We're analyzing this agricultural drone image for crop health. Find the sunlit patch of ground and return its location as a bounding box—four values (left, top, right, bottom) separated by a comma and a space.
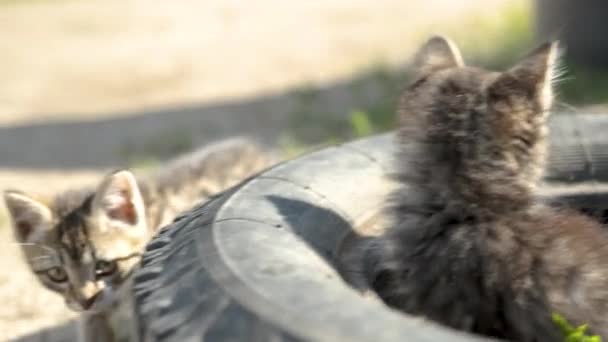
0, 0, 516, 125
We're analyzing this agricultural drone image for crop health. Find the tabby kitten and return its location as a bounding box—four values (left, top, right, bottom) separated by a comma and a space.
4, 138, 273, 342
370, 37, 608, 341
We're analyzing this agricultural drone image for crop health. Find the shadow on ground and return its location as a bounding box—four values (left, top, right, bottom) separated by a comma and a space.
0, 66, 402, 170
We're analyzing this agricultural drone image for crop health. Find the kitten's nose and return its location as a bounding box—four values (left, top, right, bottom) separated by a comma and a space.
78, 282, 101, 309
80, 291, 101, 309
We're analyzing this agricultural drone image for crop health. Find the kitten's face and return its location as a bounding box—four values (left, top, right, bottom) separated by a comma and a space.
3, 171, 148, 313
400, 37, 559, 193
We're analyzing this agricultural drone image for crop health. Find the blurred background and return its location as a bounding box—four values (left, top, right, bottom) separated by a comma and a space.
1, 0, 607, 340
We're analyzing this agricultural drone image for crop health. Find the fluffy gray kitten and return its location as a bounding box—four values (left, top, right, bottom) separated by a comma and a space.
370, 36, 608, 341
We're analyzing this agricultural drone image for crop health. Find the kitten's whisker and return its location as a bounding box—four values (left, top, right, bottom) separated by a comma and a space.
550, 66, 570, 85
29, 255, 54, 261
9, 242, 37, 247
11, 242, 60, 256
554, 101, 579, 113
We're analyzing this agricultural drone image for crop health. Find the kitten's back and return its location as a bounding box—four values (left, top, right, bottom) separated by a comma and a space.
370, 36, 608, 341
144, 138, 275, 227
155, 138, 273, 192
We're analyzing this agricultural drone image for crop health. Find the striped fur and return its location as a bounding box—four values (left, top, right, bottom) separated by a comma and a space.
4, 138, 274, 341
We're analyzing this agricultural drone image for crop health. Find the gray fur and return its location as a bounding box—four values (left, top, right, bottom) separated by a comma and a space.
370, 37, 608, 341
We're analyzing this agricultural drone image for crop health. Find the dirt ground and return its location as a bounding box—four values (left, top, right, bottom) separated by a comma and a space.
0, 0, 517, 340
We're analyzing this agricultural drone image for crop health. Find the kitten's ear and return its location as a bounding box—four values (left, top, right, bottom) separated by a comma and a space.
413, 35, 464, 75
92, 170, 145, 229
3, 191, 53, 242
491, 41, 560, 111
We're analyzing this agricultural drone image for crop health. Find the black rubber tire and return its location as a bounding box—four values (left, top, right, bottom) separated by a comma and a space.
132, 113, 608, 342
546, 113, 608, 182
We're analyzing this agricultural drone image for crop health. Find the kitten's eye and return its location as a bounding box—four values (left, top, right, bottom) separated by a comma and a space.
46, 267, 67, 283
95, 260, 117, 277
